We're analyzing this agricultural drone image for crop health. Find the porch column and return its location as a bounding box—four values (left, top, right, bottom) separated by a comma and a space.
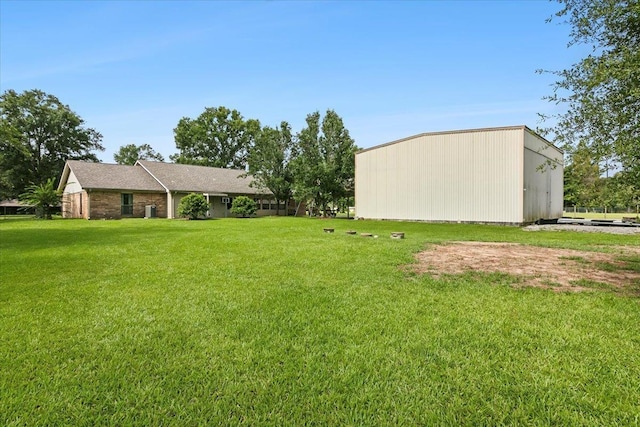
167, 192, 174, 219
204, 193, 211, 217
86, 189, 91, 220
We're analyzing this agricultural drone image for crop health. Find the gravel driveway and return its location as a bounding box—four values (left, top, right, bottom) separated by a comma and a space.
524, 224, 640, 235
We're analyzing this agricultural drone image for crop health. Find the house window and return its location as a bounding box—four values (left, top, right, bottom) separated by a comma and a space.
121, 193, 133, 216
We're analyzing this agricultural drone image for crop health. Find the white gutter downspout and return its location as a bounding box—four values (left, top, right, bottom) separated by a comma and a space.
135, 161, 172, 218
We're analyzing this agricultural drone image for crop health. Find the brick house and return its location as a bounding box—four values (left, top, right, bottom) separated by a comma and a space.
58, 160, 298, 219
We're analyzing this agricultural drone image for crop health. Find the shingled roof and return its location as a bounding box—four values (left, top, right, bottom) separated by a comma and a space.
137, 160, 269, 195
60, 161, 166, 192
59, 160, 271, 196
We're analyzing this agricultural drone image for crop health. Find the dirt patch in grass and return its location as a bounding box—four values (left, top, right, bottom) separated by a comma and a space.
412, 242, 640, 294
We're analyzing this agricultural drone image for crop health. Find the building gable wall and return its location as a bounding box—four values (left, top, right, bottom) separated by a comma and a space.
63, 170, 83, 194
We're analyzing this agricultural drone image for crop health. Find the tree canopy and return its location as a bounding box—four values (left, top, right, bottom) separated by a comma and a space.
0, 89, 104, 198
563, 142, 602, 207
114, 143, 164, 165
291, 110, 357, 216
247, 121, 295, 214
540, 0, 639, 200
171, 106, 260, 169
564, 141, 639, 210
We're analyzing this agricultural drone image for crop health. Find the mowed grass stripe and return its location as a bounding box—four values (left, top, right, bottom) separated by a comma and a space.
1, 217, 639, 425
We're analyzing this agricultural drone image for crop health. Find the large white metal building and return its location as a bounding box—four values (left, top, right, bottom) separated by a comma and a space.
355, 126, 563, 224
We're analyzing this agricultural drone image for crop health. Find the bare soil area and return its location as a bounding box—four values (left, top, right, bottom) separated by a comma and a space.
412, 242, 640, 293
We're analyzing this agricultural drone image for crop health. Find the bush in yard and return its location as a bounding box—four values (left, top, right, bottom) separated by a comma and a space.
230, 196, 257, 218
178, 193, 209, 219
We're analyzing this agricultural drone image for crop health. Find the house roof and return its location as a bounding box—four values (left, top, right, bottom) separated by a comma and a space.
58, 160, 272, 196
137, 160, 270, 195
60, 160, 166, 192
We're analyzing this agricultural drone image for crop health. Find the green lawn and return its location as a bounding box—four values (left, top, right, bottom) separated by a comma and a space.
1, 217, 639, 425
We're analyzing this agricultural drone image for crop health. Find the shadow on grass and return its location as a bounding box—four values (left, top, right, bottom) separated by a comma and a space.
0, 219, 203, 251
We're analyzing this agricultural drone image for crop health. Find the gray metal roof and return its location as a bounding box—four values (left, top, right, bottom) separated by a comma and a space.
64, 160, 166, 192
0, 199, 27, 207
137, 160, 270, 195
356, 125, 562, 155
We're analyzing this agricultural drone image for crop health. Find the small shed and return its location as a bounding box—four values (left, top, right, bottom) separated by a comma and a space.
0, 199, 34, 215
355, 126, 563, 224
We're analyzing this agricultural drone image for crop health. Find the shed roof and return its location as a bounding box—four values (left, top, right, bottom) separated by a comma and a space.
61, 161, 166, 192
0, 199, 28, 208
137, 160, 270, 195
356, 125, 562, 155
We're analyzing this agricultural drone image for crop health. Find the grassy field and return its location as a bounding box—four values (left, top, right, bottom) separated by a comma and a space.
1, 217, 639, 425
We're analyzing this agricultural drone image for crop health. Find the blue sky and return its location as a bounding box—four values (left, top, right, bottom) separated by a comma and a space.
1, 0, 583, 162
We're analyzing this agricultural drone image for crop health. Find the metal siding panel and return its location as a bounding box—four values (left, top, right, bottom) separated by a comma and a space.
355, 128, 525, 222
524, 131, 563, 164
523, 132, 564, 221
398, 142, 408, 219
550, 164, 564, 217
523, 149, 548, 220
355, 152, 370, 217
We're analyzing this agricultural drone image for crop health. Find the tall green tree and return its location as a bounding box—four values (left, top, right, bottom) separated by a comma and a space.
539, 0, 640, 201
602, 172, 640, 211
291, 110, 357, 216
114, 143, 164, 165
170, 106, 260, 169
563, 143, 602, 208
247, 121, 295, 215
0, 89, 104, 198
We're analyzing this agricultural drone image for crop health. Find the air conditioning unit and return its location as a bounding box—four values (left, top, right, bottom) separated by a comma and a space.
144, 205, 157, 218
221, 197, 230, 204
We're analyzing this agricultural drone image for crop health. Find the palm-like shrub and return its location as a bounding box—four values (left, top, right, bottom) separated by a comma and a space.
19, 177, 61, 219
